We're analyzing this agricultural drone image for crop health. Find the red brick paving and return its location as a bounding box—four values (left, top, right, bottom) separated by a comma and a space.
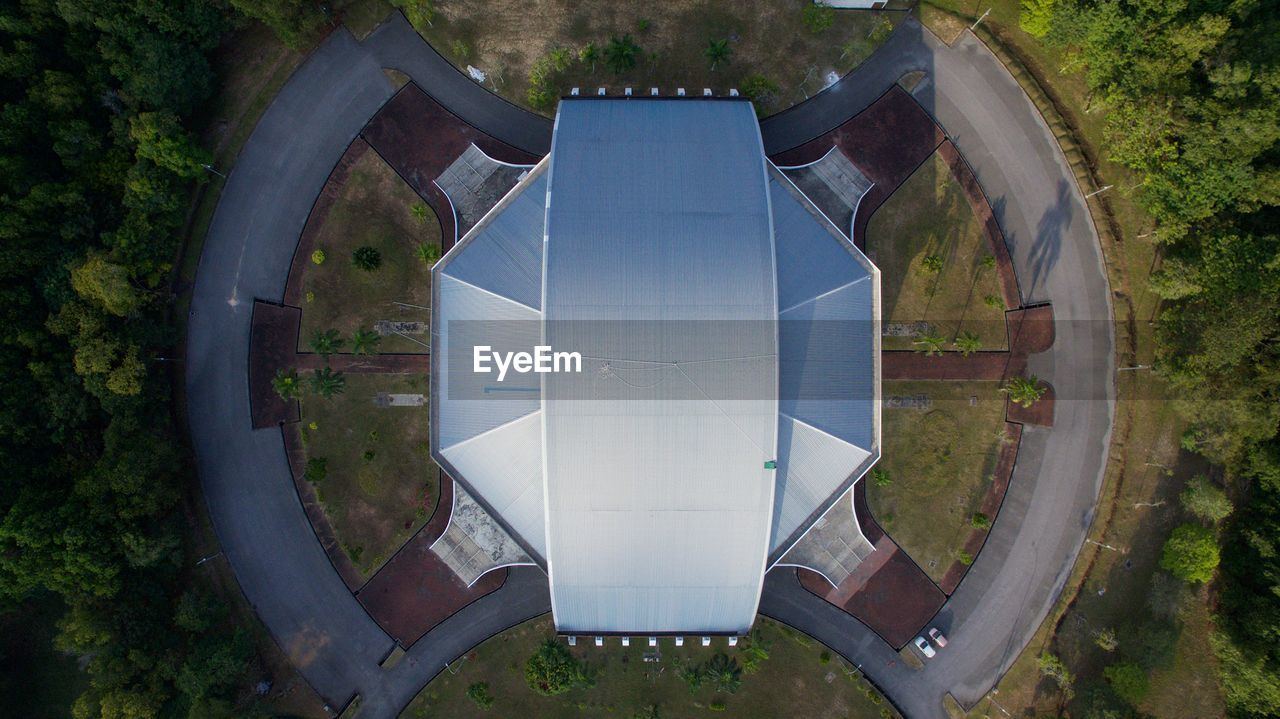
360, 84, 541, 250
356, 472, 507, 648
797, 482, 946, 650
769, 86, 946, 251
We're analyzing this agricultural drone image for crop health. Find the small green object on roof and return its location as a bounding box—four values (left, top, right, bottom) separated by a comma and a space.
764, 460, 777, 470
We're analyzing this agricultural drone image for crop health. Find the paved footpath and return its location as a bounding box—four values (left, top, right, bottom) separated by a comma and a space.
187, 14, 1111, 719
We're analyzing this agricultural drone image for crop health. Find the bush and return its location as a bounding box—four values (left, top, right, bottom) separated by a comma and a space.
739, 74, 780, 115
1103, 662, 1149, 705
1180, 475, 1233, 522
956, 550, 974, 565
524, 639, 587, 696
352, 246, 382, 271
1019, 0, 1057, 38
971, 512, 991, 529
465, 681, 494, 709
802, 2, 835, 33
819, 650, 831, 664
311, 248, 325, 265
709, 699, 727, 711
1160, 523, 1220, 583
871, 467, 892, 487
303, 457, 327, 483
920, 254, 944, 274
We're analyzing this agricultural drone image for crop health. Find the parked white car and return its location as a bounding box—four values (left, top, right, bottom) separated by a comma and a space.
928, 627, 949, 649
913, 635, 936, 658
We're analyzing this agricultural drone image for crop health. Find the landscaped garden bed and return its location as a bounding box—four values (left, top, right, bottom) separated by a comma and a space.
869, 380, 1008, 584
401, 616, 898, 718
296, 149, 440, 355
295, 373, 437, 578
867, 151, 1009, 352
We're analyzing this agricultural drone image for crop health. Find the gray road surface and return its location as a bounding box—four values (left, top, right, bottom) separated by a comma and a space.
187, 14, 1112, 719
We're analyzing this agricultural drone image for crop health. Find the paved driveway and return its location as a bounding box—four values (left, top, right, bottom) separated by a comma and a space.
760, 19, 1114, 717
187, 14, 1111, 719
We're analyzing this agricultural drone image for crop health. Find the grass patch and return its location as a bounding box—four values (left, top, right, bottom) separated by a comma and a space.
297, 373, 436, 577
867, 151, 1007, 351
870, 380, 1007, 583
340, 0, 395, 39
298, 150, 440, 355
400, 616, 897, 719
409, 0, 904, 116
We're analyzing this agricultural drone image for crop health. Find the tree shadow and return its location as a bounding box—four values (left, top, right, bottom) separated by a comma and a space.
1028, 180, 1072, 298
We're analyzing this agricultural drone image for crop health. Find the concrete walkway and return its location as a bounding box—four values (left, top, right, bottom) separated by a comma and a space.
187, 13, 1111, 719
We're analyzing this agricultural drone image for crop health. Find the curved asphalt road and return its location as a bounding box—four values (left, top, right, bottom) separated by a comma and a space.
187, 14, 1111, 719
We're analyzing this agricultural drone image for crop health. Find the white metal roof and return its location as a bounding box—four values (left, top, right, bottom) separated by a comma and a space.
431, 99, 879, 634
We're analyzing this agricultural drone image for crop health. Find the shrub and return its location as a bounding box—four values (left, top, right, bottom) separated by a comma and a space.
416, 243, 441, 264
1180, 475, 1233, 522
1160, 523, 1220, 583
802, 2, 835, 33
303, 457, 327, 484
1020, 0, 1057, 38
1104, 661, 1149, 705
1038, 652, 1074, 692
1095, 627, 1118, 652
524, 639, 587, 696
956, 550, 974, 566
465, 681, 494, 709
971, 512, 991, 529
871, 467, 892, 487
983, 294, 1004, 309
819, 650, 831, 664
739, 74, 780, 114
311, 248, 326, 265
709, 699, 727, 711
352, 246, 382, 271
920, 254, 944, 274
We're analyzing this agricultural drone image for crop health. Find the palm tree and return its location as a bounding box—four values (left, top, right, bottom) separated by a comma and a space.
309, 367, 346, 399
309, 329, 344, 359
605, 34, 640, 74
954, 331, 982, 356
416, 243, 441, 264
271, 368, 301, 400
351, 245, 382, 271
579, 43, 599, 73
913, 332, 947, 356
351, 328, 381, 355
704, 653, 743, 694
1002, 375, 1046, 408
705, 38, 732, 70
411, 203, 429, 223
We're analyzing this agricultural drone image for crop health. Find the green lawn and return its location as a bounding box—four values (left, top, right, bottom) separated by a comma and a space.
407, 0, 903, 117
869, 380, 1008, 583
298, 150, 440, 355
866, 151, 1008, 352
297, 373, 436, 577
401, 616, 898, 719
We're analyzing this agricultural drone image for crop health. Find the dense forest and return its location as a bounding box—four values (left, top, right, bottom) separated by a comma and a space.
0, 1, 282, 716
1040, 0, 1280, 714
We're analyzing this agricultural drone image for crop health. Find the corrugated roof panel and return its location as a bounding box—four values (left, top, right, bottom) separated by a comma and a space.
778, 276, 877, 451
440, 410, 546, 557
433, 273, 540, 450
439, 170, 547, 310
770, 414, 872, 552
542, 100, 778, 634
770, 178, 871, 311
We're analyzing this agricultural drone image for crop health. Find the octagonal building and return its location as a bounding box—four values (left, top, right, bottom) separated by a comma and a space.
431, 98, 880, 635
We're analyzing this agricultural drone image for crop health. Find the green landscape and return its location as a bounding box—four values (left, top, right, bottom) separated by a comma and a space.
0, 0, 1277, 718
401, 617, 898, 719
871, 381, 1009, 582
